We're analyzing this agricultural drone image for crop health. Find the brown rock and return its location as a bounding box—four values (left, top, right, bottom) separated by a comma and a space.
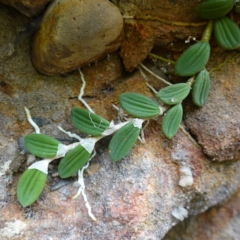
113, 0, 205, 71
32, 0, 124, 75
0, 0, 51, 17
184, 50, 240, 161
0, 3, 29, 62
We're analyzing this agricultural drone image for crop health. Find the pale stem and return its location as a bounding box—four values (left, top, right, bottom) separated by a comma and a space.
139, 120, 150, 143
28, 158, 54, 174
149, 53, 175, 65
139, 63, 172, 86
138, 66, 165, 113
24, 106, 40, 134
138, 66, 158, 94
112, 104, 128, 121
179, 125, 201, 148
187, 76, 195, 86
101, 121, 130, 136
57, 126, 83, 142
72, 149, 97, 222
78, 68, 95, 114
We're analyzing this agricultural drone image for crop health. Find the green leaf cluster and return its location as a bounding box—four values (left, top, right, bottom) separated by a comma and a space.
173, 0, 239, 109
17, 0, 240, 210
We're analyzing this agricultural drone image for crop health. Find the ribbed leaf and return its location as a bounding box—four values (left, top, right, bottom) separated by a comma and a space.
195, 0, 235, 20
17, 169, 47, 207
71, 108, 110, 136
120, 92, 160, 118
175, 41, 210, 77
162, 104, 183, 139
192, 69, 211, 106
214, 16, 240, 50
109, 122, 141, 161
58, 145, 91, 178
156, 83, 191, 105
24, 133, 60, 158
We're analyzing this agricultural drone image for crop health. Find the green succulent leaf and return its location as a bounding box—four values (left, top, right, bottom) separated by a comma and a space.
109, 122, 141, 162
58, 144, 91, 178
71, 108, 110, 136
24, 133, 60, 158
214, 16, 240, 50
162, 103, 183, 139
119, 92, 160, 118
175, 41, 210, 77
17, 169, 47, 207
156, 83, 191, 105
195, 0, 235, 20
192, 69, 211, 106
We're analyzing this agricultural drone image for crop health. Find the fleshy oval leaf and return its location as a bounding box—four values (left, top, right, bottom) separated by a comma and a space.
175, 41, 210, 77
156, 83, 191, 105
195, 0, 235, 20
109, 122, 141, 162
58, 145, 91, 178
120, 92, 160, 118
192, 69, 211, 106
71, 108, 110, 136
17, 169, 47, 207
214, 16, 240, 50
162, 103, 183, 139
24, 133, 60, 158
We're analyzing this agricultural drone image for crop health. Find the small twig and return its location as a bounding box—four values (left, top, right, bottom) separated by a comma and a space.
179, 125, 201, 149
139, 63, 172, 86
78, 68, 95, 114
138, 66, 158, 94
149, 53, 175, 65
138, 66, 166, 113
24, 106, 40, 134
135, 15, 207, 27
208, 53, 240, 74
112, 104, 128, 121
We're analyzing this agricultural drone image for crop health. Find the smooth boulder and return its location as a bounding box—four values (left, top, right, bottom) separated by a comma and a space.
32, 0, 123, 75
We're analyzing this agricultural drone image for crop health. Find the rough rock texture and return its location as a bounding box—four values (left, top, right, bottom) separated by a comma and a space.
0, 3, 29, 62
163, 185, 240, 240
0, 0, 51, 17
112, 0, 206, 71
1, 1, 240, 239
184, 50, 240, 162
32, 0, 124, 75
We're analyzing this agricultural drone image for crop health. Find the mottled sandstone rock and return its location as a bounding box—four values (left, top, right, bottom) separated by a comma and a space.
1, 1, 240, 239
32, 0, 124, 75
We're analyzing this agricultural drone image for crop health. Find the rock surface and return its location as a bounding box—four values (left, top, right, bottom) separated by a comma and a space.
1, 1, 240, 239
0, 0, 51, 17
184, 50, 240, 162
112, 0, 205, 71
32, 0, 124, 75
163, 185, 240, 240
